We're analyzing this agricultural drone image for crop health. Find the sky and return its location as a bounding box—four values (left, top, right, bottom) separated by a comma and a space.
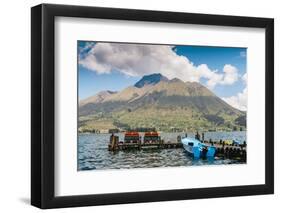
78, 41, 247, 111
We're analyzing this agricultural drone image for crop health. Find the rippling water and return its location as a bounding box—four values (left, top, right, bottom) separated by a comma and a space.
78, 131, 246, 171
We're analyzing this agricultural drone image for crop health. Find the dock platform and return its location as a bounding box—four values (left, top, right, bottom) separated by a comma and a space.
109, 141, 183, 151
108, 137, 246, 162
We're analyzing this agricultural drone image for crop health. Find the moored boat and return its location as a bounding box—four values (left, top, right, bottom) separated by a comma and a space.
181, 137, 216, 158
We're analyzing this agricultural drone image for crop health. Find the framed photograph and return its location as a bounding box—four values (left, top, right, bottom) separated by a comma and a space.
31, 4, 274, 209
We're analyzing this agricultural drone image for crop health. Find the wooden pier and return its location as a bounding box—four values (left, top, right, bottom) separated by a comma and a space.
108, 140, 183, 151
108, 135, 246, 162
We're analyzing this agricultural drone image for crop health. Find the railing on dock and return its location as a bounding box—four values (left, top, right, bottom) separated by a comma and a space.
108, 135, 246, 162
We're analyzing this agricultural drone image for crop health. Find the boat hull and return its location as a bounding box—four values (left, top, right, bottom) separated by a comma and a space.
181, 137, 216, 158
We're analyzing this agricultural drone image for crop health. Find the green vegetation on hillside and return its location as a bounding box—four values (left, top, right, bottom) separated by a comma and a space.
78, 74, 246, 133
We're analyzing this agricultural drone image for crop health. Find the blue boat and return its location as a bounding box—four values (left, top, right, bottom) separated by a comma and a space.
181, 137, 216, 158
232, 139, 241, 146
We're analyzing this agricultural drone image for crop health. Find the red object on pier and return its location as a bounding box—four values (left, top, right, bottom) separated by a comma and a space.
124, 131, 140, 137
144, 132, 159, 137
144, 132, 160, 143
124, 131, 140, 143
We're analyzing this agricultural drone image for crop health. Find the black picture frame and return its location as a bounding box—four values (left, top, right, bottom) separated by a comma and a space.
31, 3, 274, 209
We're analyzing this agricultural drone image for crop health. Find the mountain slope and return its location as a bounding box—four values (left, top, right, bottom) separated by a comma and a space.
79, 73, 245, 132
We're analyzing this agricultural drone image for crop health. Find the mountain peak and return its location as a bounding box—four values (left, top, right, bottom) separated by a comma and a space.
170, 78, 182, 83
134, 73, 168, 88
99, 90, 117, 95
80, 90, 117, 106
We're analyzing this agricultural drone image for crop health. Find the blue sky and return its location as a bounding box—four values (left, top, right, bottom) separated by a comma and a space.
174, 46, 246, 97
78, 41, 247, 110
79, 69, 139, 98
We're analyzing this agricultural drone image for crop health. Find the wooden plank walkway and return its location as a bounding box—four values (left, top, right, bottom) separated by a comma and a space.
109, 141, 183, 151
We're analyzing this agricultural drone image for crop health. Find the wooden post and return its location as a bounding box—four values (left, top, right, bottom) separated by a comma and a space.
109, 134, 117, 151
177, 135, 181, 143
138, 140, 141, 150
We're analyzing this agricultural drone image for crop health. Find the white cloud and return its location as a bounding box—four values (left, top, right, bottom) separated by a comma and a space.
79, 42, 95, 56
240, 51, 246, 58
222, 87, 247, 111
242, 72, 247, 82
221, 64, 239, 85
222, 71, 247, 111
79, 43, 240, 89
199, 64, 239, 89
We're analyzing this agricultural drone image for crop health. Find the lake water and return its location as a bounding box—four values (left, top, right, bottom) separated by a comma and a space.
78, 131, 246, 171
